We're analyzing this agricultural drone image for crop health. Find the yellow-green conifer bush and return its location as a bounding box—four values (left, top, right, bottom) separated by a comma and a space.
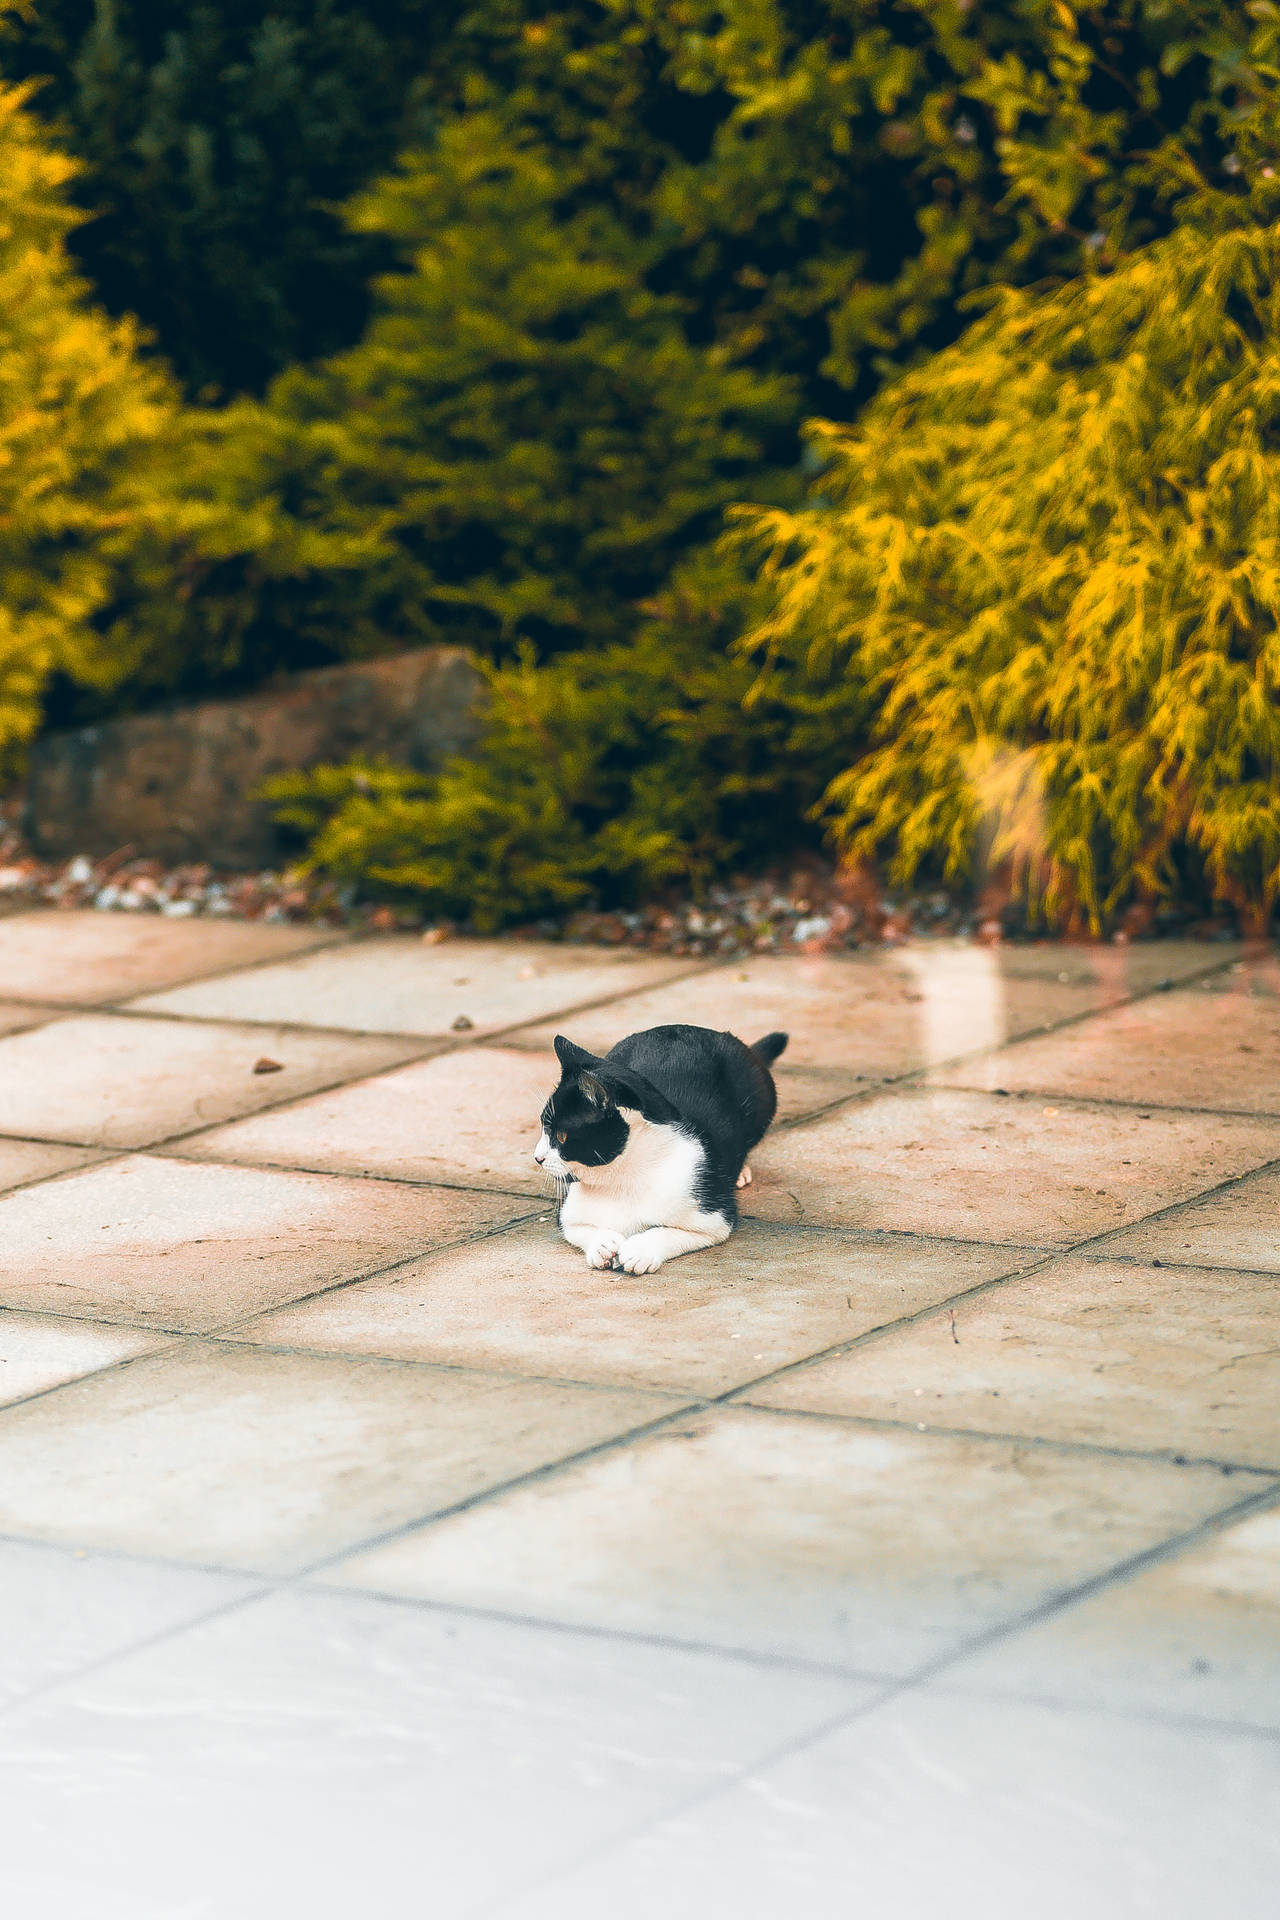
0, 81, 176, 759
740, 179, 1280, 933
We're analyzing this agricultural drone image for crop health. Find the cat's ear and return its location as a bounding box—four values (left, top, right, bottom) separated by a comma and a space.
554, 1034, 597, 1071
578, 1072, 613, 1110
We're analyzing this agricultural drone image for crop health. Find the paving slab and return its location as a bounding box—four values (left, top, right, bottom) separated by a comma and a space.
330, 1406, 1237, 1672
130, 936, 699, 1036
952, 1496, 1280, 1732
1099, 1162, 1280, 1273
746, 1087, 1280, 1245
0, 908, 340, 1004
182, 1045, 555, 1193
0, 1309, 165, 1408
0, 1343, 678, 1573
0, 1587, 872, 1920
0, 1538, 254, 1710
0, 1137, 100, 1196
232, 1219, 1030, 1396
0, 1154, 525, 1331
509, 1686, 1280, 1920
0, 1011, 425, 1149
510, 941, 1231, 1073
932, 958, 1280, 1112
748, 1256, 1280, 1469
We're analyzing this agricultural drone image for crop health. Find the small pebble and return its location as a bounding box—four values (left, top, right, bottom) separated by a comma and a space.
252, 1057, 284, 1074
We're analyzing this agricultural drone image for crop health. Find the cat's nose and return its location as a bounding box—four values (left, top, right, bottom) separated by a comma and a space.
534, 1143, 547, 1164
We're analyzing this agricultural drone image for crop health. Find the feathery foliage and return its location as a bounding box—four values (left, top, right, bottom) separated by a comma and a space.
0, 80, 176, 761
739, 175, 1280, 931
95, 114, 797, 712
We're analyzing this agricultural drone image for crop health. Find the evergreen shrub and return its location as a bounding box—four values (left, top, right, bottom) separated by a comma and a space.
263, 556, 847, 928
0, 81, 176, 762
740, 186, 1280, 932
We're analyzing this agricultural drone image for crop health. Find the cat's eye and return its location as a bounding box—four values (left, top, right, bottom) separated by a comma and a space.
555, 1129, 568, 1145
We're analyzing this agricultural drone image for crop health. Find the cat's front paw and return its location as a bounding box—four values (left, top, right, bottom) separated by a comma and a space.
617, 1229, 667, 1275
584, 1230, 624, 1270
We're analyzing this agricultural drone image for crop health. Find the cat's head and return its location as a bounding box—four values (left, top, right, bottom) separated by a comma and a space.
535, 1035, 632, 1179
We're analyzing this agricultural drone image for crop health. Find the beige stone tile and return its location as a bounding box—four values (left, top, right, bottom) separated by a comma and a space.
185, 1045, 560, 1194
0, 1012, 425, 1149
130, 936, 698, 1037
955, 1499, 1280, 1733
0, 1310, 164, 1408
0, 1343, 675, 1573
521, 1686, 1280, 1920
749, 1257, 1280, 1469
0, 1137, 100, 1196
0, 1540, 254, 1709
746, 1088, 1280, 1246
1098, 1163, 1280, 1274
769, 1065, 871, 1121
233, 1220, 1029, 1395
331, 1407, 1236, 1672
0, 1589, 871, 1919
0, 1154, 524, 1330
931, 958, 1280, 1112
0, 908, 340, 1004
509, 942, 1230, 1075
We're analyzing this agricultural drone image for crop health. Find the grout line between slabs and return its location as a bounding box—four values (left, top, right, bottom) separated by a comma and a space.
934, 1081, 1280, 1124
721, 1400, 1280, 1480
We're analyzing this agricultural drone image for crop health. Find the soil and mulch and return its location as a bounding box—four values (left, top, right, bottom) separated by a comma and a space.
0, 810, 1246, 954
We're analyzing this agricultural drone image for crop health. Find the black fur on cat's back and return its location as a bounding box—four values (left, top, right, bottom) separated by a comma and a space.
604, 1022, 787, 1217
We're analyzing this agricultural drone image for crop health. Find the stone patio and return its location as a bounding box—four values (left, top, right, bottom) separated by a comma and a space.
0, 909, 1276, 1917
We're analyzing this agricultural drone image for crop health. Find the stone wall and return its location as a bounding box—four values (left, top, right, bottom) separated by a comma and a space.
25, 648, 485, 867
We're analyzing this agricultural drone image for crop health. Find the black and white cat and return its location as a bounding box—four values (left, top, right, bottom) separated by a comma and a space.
535, 1024, 788, 1273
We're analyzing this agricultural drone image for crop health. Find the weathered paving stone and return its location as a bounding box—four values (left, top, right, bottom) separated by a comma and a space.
130, 938, 700, 1037
0, 1154, 526, 1330
232, 1219, 1030, 1395
0, 908, 339, 1004
1099, 1163, 1280, 1274
0, 1343, 679, 1572
746, 1088, 1280, 1246
746, 1255, 1280, 1469
0, 1013, 425, 1149
331, 1405, 1240, 1672
931, 958, 1280, 1113
952, 1499, 1280, 1733
184, 1046, 559, 1194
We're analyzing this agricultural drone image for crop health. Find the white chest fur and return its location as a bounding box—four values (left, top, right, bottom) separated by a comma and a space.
559, 1118, 710, 1239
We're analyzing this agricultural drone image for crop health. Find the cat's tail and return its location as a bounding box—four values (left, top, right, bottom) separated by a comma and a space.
751, 1031, 789, 1066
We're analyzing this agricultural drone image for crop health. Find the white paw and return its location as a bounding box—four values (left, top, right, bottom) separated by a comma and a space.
736, 1164, 753, 1189
584, 1231, 623, 1270
618, 1231, 667, 1275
